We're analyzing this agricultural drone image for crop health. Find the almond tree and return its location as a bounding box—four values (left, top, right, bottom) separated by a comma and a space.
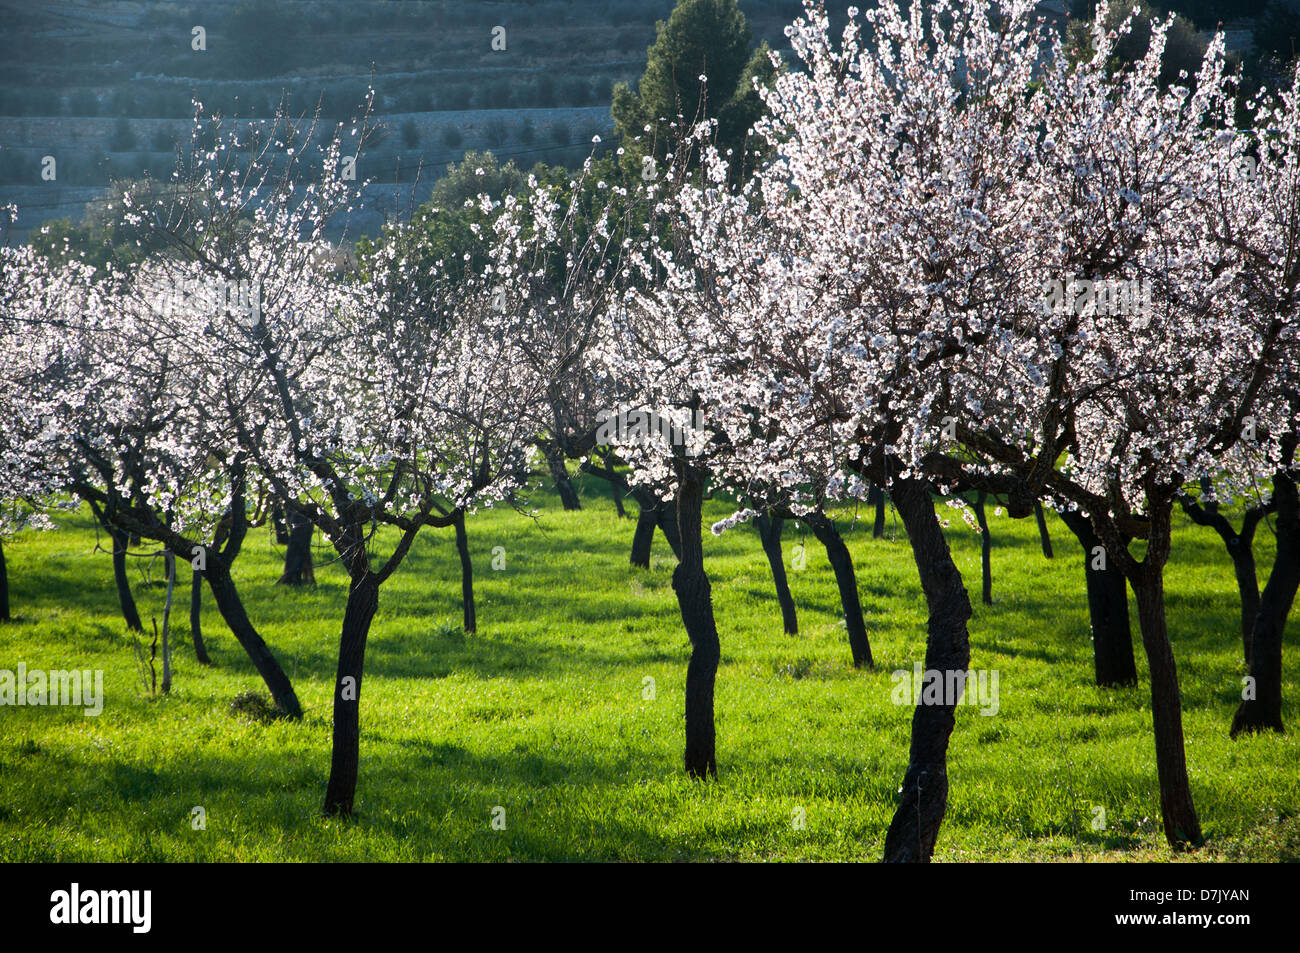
646, 0, 1294, 858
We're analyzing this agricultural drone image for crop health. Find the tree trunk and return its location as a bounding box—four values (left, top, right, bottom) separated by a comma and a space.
546, 446, 582, 511
658, 497, 683, 560
0, 538, 9, 622
672, 469, 720, 779
1059, 509, 1137, 687
454, 511, 476, 634
755, 513, 798, 635
1034, 502, 1054, 559
202, 556, 302, 719
806, 512, 873, 668
190, 565, 211, 665
883, 479, 973, 863
870, 485, 887, 539
1122, 499, 1201, 846
160, 550, 175, 694
610, 475, 626, 519
974, 492, 993, 606
1232, 472, 1299, 737
276, 504, 315, 586
1229, 540, 1261, 667
1129, 552, 1202, 848
109, 527, 143, 633
323, 571, 381, 816
630, 505, 657, 568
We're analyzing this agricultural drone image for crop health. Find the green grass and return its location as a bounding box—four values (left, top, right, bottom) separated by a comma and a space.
1, 477, 1297, 862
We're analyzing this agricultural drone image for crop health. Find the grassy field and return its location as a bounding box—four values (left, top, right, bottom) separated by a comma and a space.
1, 477, 1297, 862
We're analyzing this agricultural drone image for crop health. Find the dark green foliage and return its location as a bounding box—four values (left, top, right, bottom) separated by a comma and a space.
611, 0, 775, 183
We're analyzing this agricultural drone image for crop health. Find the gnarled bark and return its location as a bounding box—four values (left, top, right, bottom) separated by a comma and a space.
883, 479, 973, 863
1129, 542, 1202, 848
672, 469, 720, 779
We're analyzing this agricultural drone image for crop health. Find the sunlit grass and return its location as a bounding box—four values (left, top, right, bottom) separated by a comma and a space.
0, 477, 1296, 861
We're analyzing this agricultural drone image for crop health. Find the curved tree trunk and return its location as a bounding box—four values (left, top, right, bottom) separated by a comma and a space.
202, 556, 302, 719
190, 565, 212, 665
755, 513, 798, 635
0, 538, 9, 622
109, 527, 143, 633
973, 492, 993, 606
1129, 546, 1202, 848
276, 504, 316, 586
672, 469, 720, 779
1034, 502, 1054, 559
883, 478, 973, 863
1060, 509, 1137, 687
454, 510, 476, 634
806, 512, 873, 668
323, 570, 381, 816
1232, 471, 1299, 737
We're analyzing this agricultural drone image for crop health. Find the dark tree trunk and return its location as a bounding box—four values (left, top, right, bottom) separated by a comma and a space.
0, 538, 9, 622
883, 479, 973, 863
190, 565, 212, 665
323, 571, 381, 816
1232, 472, 1299, 737
1034, 502, 1054, 559
630, 506, 657, 568
454, 511, 476, 634
1181, 491, 1266, 665
109, 527, 143, 633
973, 492, 993, 606
1231, 544, 1261, 667
203, 557, 302, 719
276, 504, 316, 586
672, 470, 720, 779
610, 473, 626, 519
1129, 545, 1203, 848
546, 446, 582, 511
271, 505, 289, 545
870, 485, 887, 539
1059, 509, 1137, 687
806, 512, 873, 669
658, 497, 683, 560
755, 513, 798, 635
